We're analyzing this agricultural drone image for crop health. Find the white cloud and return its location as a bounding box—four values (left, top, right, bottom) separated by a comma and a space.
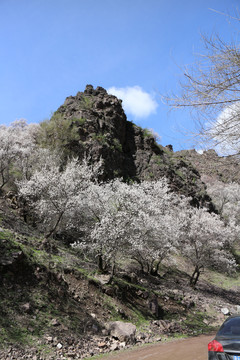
211, 103, 240, 155
107, 86, 158, 119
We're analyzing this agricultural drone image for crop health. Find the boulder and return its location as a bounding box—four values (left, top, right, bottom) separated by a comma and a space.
106, 321, 136, 344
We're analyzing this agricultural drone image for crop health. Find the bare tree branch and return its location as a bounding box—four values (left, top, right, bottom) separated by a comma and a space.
166, 22, 240, 156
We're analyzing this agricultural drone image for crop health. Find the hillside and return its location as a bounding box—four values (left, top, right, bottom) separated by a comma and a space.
0, 85, 239, 359
176, 149, 240, 185
0, 211, 240, 360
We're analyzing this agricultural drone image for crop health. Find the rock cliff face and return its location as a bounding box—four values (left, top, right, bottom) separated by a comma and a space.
52, 85, 212, 207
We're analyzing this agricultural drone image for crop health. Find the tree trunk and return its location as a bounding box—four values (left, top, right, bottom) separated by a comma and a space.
97, 254, 104, 272
150, 260, 161, 276
190, 266, 201, 286
45, 211, 64, 239
109, 262, 115, 282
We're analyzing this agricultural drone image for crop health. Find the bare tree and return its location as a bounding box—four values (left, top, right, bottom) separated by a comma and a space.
167, 28, 240, 155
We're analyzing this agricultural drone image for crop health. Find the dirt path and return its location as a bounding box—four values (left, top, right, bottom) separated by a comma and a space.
105, 335, 214, 360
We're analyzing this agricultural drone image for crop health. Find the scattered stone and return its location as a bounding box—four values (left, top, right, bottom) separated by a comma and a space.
98, 342, 107, 348
56, 343, 63, 349
117, 308, 127, 318
95, 274, 111, 285
110, 343, 119, 351
21, 302, 31, 313
221, 307, 230, 315
53, 337, 58, 345
137, 332, 146, 341
51, 318, 60, 326
150, 319, 182, 334
46, 336, 53, 343
119, 341, 126, 348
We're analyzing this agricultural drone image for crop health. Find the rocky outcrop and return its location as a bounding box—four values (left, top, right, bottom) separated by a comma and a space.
176, 149, 240, 185
51, 85, 212, 207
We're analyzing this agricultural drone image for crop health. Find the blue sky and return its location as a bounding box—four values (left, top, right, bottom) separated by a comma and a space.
0, 0, 239, 151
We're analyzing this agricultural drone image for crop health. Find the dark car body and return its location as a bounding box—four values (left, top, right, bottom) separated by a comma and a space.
208, 315, 240, 360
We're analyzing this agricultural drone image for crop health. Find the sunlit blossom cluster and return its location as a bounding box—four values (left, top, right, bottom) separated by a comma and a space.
1, 122, 239, 285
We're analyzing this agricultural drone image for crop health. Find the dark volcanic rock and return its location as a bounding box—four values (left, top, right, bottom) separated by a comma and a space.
51, 85, 211, 207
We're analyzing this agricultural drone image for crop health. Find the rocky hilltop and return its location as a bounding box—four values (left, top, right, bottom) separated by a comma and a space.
52, 85, 211, 207
176, 149, 240, 185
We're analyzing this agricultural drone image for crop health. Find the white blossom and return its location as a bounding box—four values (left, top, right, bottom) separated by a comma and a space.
0, 120, 40, 188
74, 178, 185, 274
178, 206, 237, 285
18, 158, 101, 238
207, 180, 240, 226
